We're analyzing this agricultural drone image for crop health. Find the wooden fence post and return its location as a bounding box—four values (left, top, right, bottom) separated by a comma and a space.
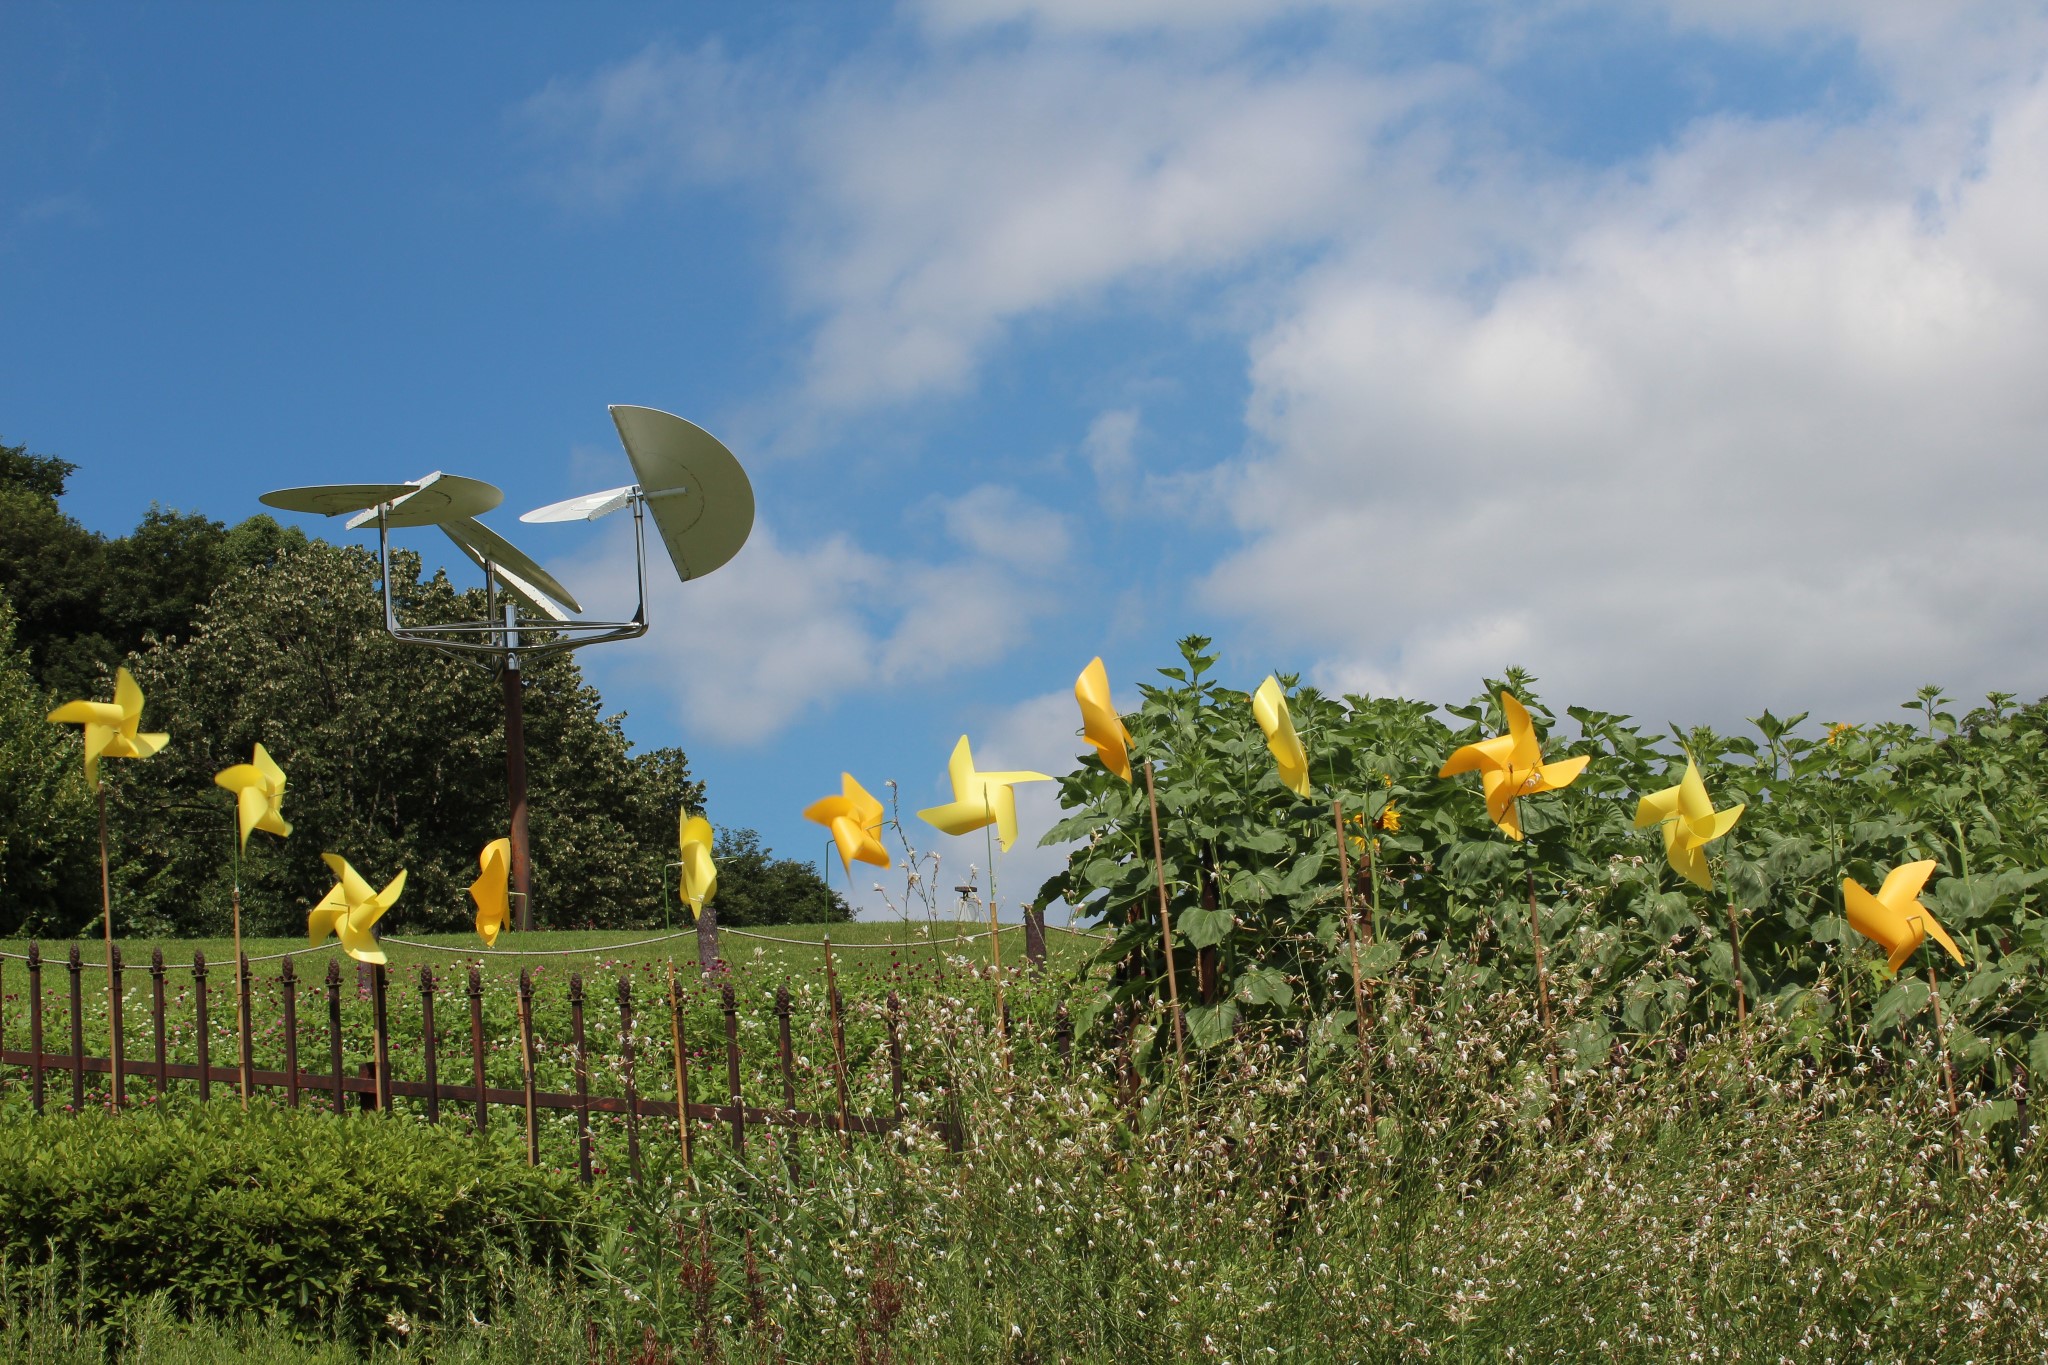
326, 959, 344, 1114
26, 943, 43, 1113
109, 945, 125, 1110
618, 976, 640, 1183
237, 952, 254, 1109
192, 951, 210, 1104
468, 966, 488, 1133
570, 973, 592, 1185
371, 963, 391, 1113
67, 944, 84, 1111
280, 955, 299, 1109
668, 962, 691, 1169
1024, 903, 1047, 969
150, 948, 167, 1097
721, 981, 744, 1157
419, 966, 440, 1124
775, 984, 796, 1121
517, 969, 538, 1166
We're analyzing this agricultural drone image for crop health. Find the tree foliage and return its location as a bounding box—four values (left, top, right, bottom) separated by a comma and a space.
0, 442, 843, 937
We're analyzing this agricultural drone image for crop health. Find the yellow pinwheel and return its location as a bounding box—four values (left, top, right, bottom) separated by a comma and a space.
1843, 859, 1967, 976
213, 744, 293, 850
308, 853, 406, 964
805, 774, 893, 879
1438, 691, 1589, 841
917, 735, 1053, 851
46, 666, 168, 789
1252, 676, 1312, 799
1633, 759, 1743, 890
1075, 657, 1133, 783
678, 814, 717, 919
469, 838, 511, 947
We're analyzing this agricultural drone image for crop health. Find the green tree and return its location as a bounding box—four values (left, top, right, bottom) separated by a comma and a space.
703, 826, 849, 926
0, 598, 97, 935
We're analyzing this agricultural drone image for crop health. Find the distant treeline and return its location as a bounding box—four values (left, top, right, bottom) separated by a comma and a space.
0, 435, 844, 938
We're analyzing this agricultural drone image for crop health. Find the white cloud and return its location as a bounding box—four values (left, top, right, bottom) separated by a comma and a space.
566, 486, 1073, 742
1203, 75, 2048, 725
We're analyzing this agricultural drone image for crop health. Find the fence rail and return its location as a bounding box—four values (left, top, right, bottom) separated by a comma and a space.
0, 941, 963, 1181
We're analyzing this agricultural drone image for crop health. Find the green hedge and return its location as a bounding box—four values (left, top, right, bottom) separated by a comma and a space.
0, 1102, 587, 1344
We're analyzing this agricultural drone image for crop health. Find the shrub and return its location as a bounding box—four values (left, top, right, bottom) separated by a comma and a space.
0, 1101, 587, 1345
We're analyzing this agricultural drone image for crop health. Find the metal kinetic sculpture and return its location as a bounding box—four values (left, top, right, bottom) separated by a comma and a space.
262, 406, 754, 933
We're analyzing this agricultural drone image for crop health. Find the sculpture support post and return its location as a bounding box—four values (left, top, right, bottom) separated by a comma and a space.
502, 604, 533, 933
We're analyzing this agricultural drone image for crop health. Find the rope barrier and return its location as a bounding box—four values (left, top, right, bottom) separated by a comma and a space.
0, 920, 1111, 969
379, 930, 700, 957
0, 942, 341, 971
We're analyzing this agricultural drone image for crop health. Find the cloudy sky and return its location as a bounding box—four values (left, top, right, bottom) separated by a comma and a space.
6, 1, 2047, 919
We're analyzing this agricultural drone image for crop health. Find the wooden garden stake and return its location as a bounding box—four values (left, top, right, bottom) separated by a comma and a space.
1928, 955, 1963, 1169
234, 952, 253, 1111
1726, 904, 1747, 1025
1142, 760, 1189, 1080
96, 784, 122, 1108
1331, 799, 1374, 1118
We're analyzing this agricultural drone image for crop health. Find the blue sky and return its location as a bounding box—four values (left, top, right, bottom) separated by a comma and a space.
7, 1, 2048, 920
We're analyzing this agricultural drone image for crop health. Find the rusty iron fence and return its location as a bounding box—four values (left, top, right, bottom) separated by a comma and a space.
0, 942, 966, 1182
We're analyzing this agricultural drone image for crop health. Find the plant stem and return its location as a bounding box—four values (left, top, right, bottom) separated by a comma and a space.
1331, 798, 1373, 1120
1726, 903, 1747, 1026
1142, 761, 1189, 1083
232, 814, 248, 1109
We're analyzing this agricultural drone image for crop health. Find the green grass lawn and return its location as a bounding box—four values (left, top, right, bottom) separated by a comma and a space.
0, 916, 1103, 986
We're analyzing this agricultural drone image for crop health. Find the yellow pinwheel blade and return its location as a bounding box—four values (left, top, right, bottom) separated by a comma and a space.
1252, 677, 1313, 798
1075, 657, 1133, 783
307, 884, 348, 948
113, 668, 145, 722
215, 763, 262, 792
1633, 782, 1681, 829
471, 838, 511, 947
47, 700, 126, 726
1843, 877, 1914, 972
236, 785, 270, 850
679, 815, 717, 916
1440, 733, 1515, 778
253, 743, 287, 794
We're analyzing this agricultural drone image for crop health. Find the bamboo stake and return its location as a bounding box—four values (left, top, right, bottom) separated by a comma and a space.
1142, 760, 1189, 1081
1928, 955, 1963, 1170
1725, 904, 1747, 1026
986, 892, 1008, 1044
98, 783, 121, 1108
231, 817, 248, 1108
1331, 799, 1373, 1118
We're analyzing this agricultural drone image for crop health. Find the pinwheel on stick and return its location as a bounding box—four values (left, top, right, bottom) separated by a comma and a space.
1634, 757, 1748, 1018
918, 735, 1052, 1033
308, 853, 406, 965
1250, 674, 1376, 1086
1843, 859, 1969, 1145
1439, 691, 1590, 1036
1077, 657, 1195, 1070
470, 838, 512, 948
47, 665, 168, 1106
213, 743, 293, 1103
